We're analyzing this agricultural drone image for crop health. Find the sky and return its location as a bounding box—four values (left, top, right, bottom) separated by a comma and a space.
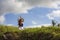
0, 0, 60, 28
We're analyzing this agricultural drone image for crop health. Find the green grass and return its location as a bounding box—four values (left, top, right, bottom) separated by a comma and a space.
0, 25, 20, 33
0, 25, 60, 40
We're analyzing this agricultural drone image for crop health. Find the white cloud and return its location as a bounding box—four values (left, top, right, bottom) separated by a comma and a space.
32, 21, 37, 24
0, 0, 29, 16
0, 15, 5, 24
47, 10, 60, 19
7, 24, 13, 26
0, 0, 60, 16
41, 24, 51, 26
26, 24, 51, 28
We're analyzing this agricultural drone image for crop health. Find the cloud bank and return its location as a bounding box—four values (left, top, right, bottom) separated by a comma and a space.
26, 24, 51, 28
0, 0, 60, 16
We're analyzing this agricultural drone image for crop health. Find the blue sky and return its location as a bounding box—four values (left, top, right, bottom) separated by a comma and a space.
0, 0, 60, 27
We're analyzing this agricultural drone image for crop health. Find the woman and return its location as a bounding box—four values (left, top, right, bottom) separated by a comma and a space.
18, 16, 24, 30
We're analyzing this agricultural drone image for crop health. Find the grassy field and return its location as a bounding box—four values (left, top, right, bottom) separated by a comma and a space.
0, 25, 60, 40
